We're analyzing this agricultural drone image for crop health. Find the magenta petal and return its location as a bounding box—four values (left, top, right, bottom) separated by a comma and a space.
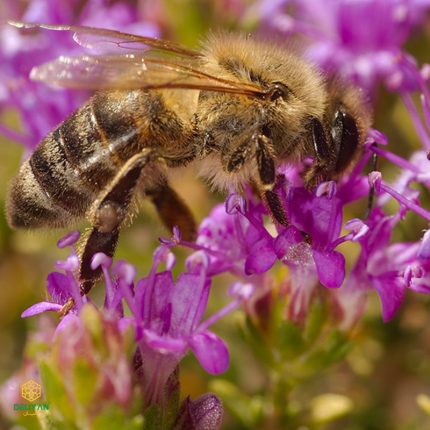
373, 275, 406, 322
55, 313, 80, 335
189, 331, 229, 374
143, 329, 187, 355
245, 240, 276, 275
21, 301, 62, 318
57, 230, 80, 248
274, 226, 303, 259
312, 249, 345, 288
418, 229, 430, 258
47, 272, 72, 304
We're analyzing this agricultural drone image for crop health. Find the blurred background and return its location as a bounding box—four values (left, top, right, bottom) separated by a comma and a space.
2, 1, 430, 429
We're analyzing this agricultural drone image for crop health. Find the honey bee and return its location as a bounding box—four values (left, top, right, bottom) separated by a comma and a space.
6, 22, 371, 294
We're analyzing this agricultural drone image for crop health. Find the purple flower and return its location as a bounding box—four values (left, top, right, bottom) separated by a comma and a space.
167, 166, 358, 323
47, 303, 133, 411
91, 245, 253, 406
257, 0, 429, 93
345, 208, 430, 321
21, 230, 86, 322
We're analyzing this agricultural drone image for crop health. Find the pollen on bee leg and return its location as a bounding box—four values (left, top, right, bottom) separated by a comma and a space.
94, 202, 122, 233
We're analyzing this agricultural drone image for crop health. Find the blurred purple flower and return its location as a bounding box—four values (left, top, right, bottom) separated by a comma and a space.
344, 208, 430, 321
52, 303, 134, 410
0, 0, 159, 150
256, 0, 430, 93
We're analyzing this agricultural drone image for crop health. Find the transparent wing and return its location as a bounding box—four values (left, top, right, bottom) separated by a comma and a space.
8, 21, 202, 57
10, 21, 266, 97
29, 54, 264, 96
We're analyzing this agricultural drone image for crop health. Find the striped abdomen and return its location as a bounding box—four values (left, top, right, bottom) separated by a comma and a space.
6, 89, 187, 229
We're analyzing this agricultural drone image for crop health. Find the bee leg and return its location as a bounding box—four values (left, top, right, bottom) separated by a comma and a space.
225, 139, 254, 172
79, 151, 153, 295
145, 180, 197, 241
255, 134, 289, 227
303, 117, 333, 188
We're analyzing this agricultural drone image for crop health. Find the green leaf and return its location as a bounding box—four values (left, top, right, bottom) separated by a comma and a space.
92, 404, 144, 430
39, 361, 76, 424
37, 409, 69, 430
143, 405, 162, 430
239, 316, 273, 366
276, 321, 306, 360
141, 366, 180, 429
163, 367, 180, 429
72, 358, 97, 406
80, 305, 107, 358
304, 298, 326, 344
323, 331, 351, 364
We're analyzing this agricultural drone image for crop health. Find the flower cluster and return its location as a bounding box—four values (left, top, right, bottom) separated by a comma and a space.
17, 229, 257, 427
255, 0, 430, 93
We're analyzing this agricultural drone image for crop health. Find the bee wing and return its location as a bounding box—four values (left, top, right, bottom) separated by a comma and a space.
29, 54, 266, 96
8, 21, 202, 57
10, 21, 266, 96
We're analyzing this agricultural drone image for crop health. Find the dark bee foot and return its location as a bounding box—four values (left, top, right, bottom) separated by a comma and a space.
254, 132, 290, 227
264, 189, 289, 226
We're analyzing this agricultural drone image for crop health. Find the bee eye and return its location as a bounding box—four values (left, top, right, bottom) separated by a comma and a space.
332, 110, 359, 173
268, 82, 291, 101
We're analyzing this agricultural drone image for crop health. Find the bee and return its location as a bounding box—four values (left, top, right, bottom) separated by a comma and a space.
6, 22, 371, 294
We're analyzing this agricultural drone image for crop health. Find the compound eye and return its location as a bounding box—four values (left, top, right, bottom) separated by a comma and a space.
268, 82, 291, 101
332, 110, 359, 173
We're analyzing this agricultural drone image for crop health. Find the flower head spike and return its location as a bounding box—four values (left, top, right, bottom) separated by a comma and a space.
111, 245, 250, 406
135, 247, 229, 375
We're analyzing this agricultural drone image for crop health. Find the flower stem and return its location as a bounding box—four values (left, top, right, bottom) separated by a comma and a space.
380, 181, 430, 221
369, 145, 420, 173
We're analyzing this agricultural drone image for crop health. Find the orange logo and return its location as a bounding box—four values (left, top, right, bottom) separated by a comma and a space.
21, 379, 42, 402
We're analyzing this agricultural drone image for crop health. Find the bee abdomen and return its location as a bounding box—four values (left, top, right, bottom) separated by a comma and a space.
6, 161, 78, 229
7, 124, 95, 229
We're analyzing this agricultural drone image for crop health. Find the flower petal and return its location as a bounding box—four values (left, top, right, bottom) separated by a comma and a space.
21, 301, 62, 318
171, 273, 210, 336
373, 274, 406, 322
245, 239, 276, 275
274, 226, 303, 259
313, 249, 345, 288
189, 331, 229, 374
143, 329, 187, 355
47, 272, 73, 305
